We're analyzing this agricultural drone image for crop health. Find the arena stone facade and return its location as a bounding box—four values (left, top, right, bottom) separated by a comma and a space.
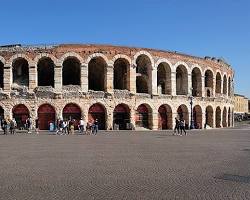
0, 44, 234, 130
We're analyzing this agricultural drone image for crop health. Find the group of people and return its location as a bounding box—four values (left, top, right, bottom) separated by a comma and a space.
173, 117, 187, 136
0, 117, 32, 135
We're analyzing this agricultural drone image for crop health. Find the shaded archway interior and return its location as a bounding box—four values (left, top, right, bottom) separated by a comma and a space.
38, 104, 55, 130
192, 67, 202, 97
113, 104, 130, 130
63, 103, 81, 129
216, 107, 221, 128
157, 63, 171, 95
193, 105, 202, 129
205, 70, 213, 97
205, 106, 213, 128
12, 58, 29, 87
63, 57, 81, 85
113, 58, 129, 90
177, 104, 189, 128
216, 73, 222, 94
12, 104, 29, 129
37, 57, 55, 87
176, 65, 188, 95
158, 104, 172, 129
136, 104, 151, 129
88, 103, 106, 130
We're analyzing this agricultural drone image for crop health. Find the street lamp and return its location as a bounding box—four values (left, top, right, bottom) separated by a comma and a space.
189, 88, 195, 129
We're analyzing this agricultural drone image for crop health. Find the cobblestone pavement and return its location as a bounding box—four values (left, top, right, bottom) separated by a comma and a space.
0, 129, 250, 200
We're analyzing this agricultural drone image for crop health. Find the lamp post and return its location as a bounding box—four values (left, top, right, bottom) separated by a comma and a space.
189, 88, 195, 129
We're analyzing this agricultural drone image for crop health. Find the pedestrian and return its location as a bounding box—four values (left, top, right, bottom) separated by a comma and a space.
69, 119, 75, 135
79, 118, 85, 134
35, 118, 39, 134
179, 119, 186, 136
2, 118, 8, 135
26, 117, 32, 134
174, 117, 180, 135
92, 119, 99, 135
86, 122, 91, 135
62, 120, 67, 135
10, 119, 16, 134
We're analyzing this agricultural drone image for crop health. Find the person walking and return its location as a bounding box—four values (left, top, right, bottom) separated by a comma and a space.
179, 119, 187, 136
35, 118, 39, 134
174, 117, 180, 135
69, 119, 75, 135
2, 118, 8, 135
10, 119, 16, 134
92, 119, 99, 135
79, 118, 85, 134
26, 117, 32, 134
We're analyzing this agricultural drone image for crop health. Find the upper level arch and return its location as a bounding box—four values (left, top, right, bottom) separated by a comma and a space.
59, 52, 84, 65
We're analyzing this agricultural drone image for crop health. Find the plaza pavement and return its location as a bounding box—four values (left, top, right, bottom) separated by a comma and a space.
0, 128, 250, 200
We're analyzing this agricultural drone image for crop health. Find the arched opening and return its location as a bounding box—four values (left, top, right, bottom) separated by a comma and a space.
158, 104, 172, 130
136, 104, 152, 129
222, 107, 227, 127
157, 62, 171, 95
228, 77, 231, 96
113, 104, 130, 130
0, 106, 4, 122
193, 105, 202, 129
63, 103, 81, 129
228, 107, 231, 127
37, 57, 55, 87
223, 75, 227, 95
216, 72, 222, 94
205, 106, 213, 128
192, 67, 202, 97
136, 55, 152, 94
176, 65, 188, 95
63, 57, 81, 86
12, 104, 29, 129
38, 104, 56, 130
88, 103, 106, 130
12, 58, 29, 87
113, 58, 129, 90
216, 107, 221, 128
177, 104, 189, 129
0, 61, 3, 89
205, 70, 213, 88
88, 57, 107, 91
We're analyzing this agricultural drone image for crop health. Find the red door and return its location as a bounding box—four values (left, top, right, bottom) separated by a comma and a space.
38, 104, 55, 130
88, 104, 106, 130
13, 104, 29, 129
158, 106, 167, 130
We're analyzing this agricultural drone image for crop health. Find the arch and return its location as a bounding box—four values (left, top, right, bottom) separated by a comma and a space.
88, 103, 106, 130
8, 54, 32, 66
88, 56, 107, 91
158, 104, 172, 129
133, 51, 154, 67
113, 104, 130, 130
193, 105, 202, 129
63, 103, 82, 129
177, 104, 189, 129
86, 53, 110, 65
222, 107, 227, 127
176, 65, 188, 95
0, 61, 3, 89
112, 54, 132, 65
63, 57, 81, 86
228, 76, 231, 96
12, 104, 30, 129
136, 104, 152, 129
37, 57, 55, 87
12, 57, 29, 87
38, 104, 56, 130
205, 106, 213, 128
216, 106, 221, 128
215, 72, 222, 94
204, 69, 214, 97
157, 62, 171, 95
135, 54, 152, 94
223, 74, 227, 95
192, 67, 202, 97
34, 53, 58, 65
113, 58, 130, 90
228, 107, 231, 127
60, 52, 84, 64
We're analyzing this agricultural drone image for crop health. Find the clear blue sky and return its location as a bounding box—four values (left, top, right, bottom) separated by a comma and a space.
0, 0, 249, 97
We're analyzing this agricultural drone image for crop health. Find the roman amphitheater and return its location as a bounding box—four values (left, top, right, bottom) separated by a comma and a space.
0, 44, 234, 130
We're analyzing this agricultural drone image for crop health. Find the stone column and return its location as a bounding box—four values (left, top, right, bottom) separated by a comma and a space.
151, 67, 157, 95
202, 111, 206, 129
29, 64, 37, 91
81, 64, 88, 92
130, 108, 136, 129
220, 79, 223, 94
213, 108, 216, 128
129, 65, 136, 94
171, 72, 176, 96
106, 65, 113, 93
213, 77, 216, 97
188, 73, 192, 95
151, 112, 158, 130
3, 64, 11, 92
106, 110, 113, 130
54, 65, 62, 91
201, 75, 205, 97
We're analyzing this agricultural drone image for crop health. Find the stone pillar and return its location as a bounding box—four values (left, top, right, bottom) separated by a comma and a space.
106, 65, 113, 93
3, 64, 11, 92
129, 65, 136, 94
202, 111, 206, 129
151, 67, 157, 95
213, 108, 216, 128
81, 64, 88, 92
201, 75, 205, 97
106, 110, 113, 130
29, 64, 37, 91
171, 72, 176, 96
220, 79, 223, 94
130, 108, 136, 129
151, 112, 158, 130
188, 73, 192, 95
54, 65, 62, 91
213, 77, 216, 97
